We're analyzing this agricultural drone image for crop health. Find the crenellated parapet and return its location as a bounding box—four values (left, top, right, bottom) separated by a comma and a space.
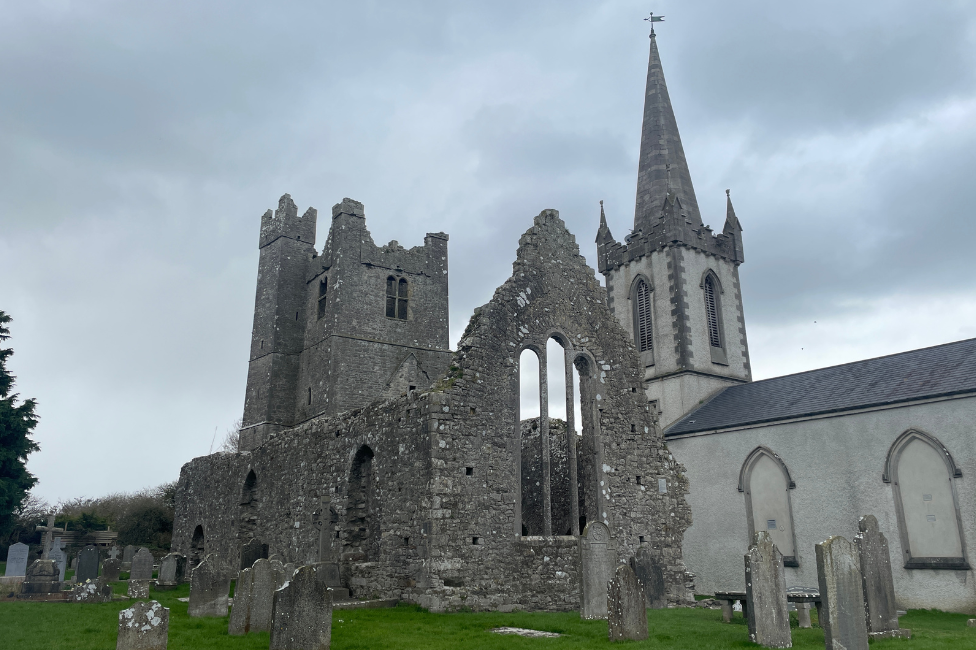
259, 194, 317, 249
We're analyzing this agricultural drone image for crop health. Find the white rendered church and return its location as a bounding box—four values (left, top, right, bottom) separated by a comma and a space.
597, 32, 976, 613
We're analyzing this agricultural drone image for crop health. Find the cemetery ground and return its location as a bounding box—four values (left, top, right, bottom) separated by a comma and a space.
0, 568, 972, 650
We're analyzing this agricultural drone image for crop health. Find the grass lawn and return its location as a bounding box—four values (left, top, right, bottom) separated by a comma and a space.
1, 581, 974, 649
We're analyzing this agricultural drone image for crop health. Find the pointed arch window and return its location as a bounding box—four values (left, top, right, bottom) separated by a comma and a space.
386, 277, 408, 320
739, 447, 798, 567
884, 429, 969, 569
702, 272, 728, 365
631, 277, 654, 367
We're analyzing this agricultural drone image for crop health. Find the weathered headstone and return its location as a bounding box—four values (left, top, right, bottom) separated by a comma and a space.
240, 538, 269, 570
77, 545, 101, 583
607, 563, 648, 641
5, 542, 29, 577
629, 546, 666, 609
128, 579, 151, 599
816, 536, 869, 650
744, 531, 791, 648
72, 577, 113, 603
130, 548, 154, 581
122, 545, 136, 571
103, 558, 123, 582
188, 554, 231, 617
20, 559, 62, 595
228, 567, 254, 636
51, 538, 68, 581
251, 559, 288, 633
71, 556, 79, 570
155, 553, 186, 590
270, 564, 333, 650
117, 600, 169, 650
855, 515, 910, 639
579, 522, 614, 620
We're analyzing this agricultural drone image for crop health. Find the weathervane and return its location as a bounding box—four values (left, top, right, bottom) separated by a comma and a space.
645, 11, 665, 35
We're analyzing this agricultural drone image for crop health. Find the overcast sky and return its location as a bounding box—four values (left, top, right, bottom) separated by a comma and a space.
2, 1, 975, 504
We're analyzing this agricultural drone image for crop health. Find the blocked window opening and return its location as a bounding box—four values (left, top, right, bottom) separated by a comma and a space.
317, 277, 328, 319
740, 447, 798, 567
386, 276, 408, 320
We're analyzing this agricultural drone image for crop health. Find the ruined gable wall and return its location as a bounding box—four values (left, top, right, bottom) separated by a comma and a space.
411, 210, 693, 611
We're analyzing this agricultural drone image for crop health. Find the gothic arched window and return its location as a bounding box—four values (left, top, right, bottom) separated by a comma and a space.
739, 447, 798, 566
317, 277, 328, 319
386, 277, 408, 320
702, 271, 727, 364
884, 429, 969, 569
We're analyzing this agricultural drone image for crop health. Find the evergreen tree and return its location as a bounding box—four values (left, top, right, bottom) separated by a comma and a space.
0, 311, 40, 539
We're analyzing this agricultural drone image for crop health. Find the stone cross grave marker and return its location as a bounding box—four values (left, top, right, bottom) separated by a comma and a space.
108, 546, 120, 560
228, 567, 254, 636
608, 563, 648, 641
744, 531, 791, 648
76, 545, 100, 584
240, 538, 269, 570
629, 545, 667, 609
156, 553, 186, 589
130, 548, 154, 581
580, 521, 615, 620
117, 600, 169, 650
121, 545, 136, 570
251, 558, 288, 633
855, 514, 910, 639
35, 514, 64, 560
5, 542, 29, 577
816, 535, 869, 650
270, 564, 333, 650
51, 538, 68, 581
103, 558, 122, 582
188, 554, 231, 617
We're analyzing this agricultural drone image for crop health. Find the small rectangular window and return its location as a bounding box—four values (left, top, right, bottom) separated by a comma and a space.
403, 537, 410, 546
639, 535, 645, 544
465, 467, 474, 476
631, 424, 636, 432
317, 277, 328, 319
636, 476, 642, 485
472, 537, 481, 545
307, 387, 312, 405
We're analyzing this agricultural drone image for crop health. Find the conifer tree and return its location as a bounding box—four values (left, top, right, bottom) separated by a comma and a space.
0, 311, 39, 539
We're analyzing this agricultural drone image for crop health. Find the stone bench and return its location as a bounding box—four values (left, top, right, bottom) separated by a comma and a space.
714, 590, 822, 628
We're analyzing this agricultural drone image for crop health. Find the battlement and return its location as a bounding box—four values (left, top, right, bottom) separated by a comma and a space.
259, 194, 317, 249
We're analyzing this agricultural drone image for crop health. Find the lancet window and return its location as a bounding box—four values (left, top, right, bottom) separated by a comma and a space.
386, 277, 408, 320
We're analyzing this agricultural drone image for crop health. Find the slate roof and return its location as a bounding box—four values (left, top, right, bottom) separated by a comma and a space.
666, 338, 976, 437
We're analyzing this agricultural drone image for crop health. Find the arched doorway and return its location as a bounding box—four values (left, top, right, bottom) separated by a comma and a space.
190, 525, 205, 569
239, 469, 259, 541
344, 445, 377, 560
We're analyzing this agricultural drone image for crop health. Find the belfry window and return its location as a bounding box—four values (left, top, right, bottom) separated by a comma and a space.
317, 277, 328, 319
386, 276, 408, 320
704, 275, 721, 348
633, 278, 653, 362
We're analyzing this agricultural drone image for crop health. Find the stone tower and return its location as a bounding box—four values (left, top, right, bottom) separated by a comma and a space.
597, 32, 751, 428
241, 195, 451, 450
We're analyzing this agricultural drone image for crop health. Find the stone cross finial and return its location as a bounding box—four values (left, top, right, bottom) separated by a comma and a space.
35, 514, 65, 560
109, 546, 120, 560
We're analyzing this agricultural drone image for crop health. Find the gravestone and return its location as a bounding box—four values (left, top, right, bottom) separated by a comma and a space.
270, 564, 332, 650
117, 600, 169, 650
240, 538, 268, 570
607, 563, 648, 641
156, 553, 186, 590
855, 515, 910, 639
629, 546, 667, 609
228, 567, 253, 635
816, 536, 869, 650
128, 579, 151, 599
579, 522, 615, 620
71, 557, 79, 570
188, 554, 231, 617
51, 538, 68, 581
251, 559, 288, 633
744, 531, 791, 648
109, 546, 120, 560
72, 577, 113, 603
77, 546, 101, 583
103, 558, 122, 582
130, 548, 154, 581
35, 514, 64, 559
20, 559, 62, 595
122, 545, 136, 571
5, 542, 29, 577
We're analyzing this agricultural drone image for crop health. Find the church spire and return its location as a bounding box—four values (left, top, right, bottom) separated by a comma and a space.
634, 32, 701, 231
